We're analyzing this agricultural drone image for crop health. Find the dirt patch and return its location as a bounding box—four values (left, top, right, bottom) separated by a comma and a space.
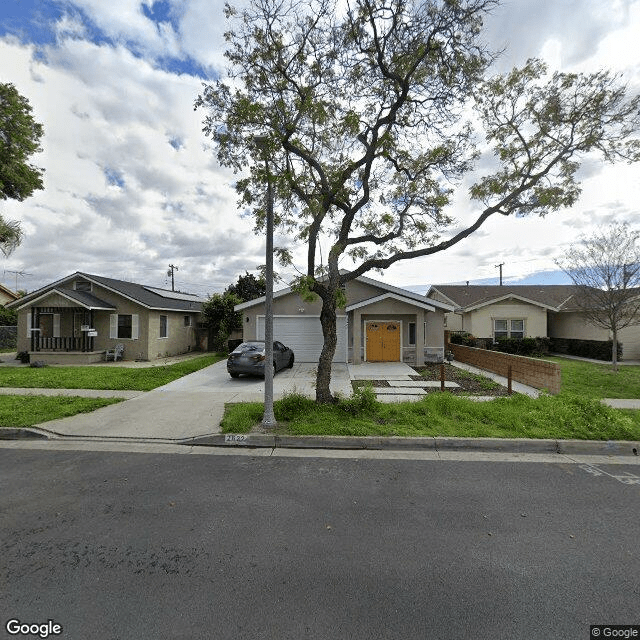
352, 365, 511, 397
411, 363, 512, 396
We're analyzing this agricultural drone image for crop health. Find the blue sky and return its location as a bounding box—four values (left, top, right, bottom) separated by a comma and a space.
1, 0, 639, 294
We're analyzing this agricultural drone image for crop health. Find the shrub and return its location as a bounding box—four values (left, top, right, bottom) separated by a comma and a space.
275, 392, 316, 421
549, 337, 622, 361
450, 332, 477, 347
338, 384, 379, 415
493, 337, 551, 357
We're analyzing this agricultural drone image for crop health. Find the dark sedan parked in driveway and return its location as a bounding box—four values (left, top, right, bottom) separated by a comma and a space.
227, 340, 295, 378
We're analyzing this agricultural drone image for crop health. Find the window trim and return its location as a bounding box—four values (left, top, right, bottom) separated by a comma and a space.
493, 318, 525, 341
159, 314, 168, 339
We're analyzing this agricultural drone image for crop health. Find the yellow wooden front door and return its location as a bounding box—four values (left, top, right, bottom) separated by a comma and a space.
366, 322, 400, 362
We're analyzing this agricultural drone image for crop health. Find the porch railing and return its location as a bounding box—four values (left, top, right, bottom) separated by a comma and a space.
31, 336, 95, 352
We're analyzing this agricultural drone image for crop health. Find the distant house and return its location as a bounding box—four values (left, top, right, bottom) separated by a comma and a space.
7, 272, 204, 364
0, 283, 19, 306
236, 274, 453, 364
427, 284, 640, 360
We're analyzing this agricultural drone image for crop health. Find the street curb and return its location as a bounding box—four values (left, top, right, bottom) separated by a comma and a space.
185, 433, 640, 456
0, 428, 49, 440
2, 428, 639, 457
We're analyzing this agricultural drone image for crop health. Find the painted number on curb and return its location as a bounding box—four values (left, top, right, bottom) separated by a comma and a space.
225, 434, 248, 443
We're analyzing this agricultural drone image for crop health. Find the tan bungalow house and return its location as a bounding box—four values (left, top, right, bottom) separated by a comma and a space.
236, 274, 453, 364
7, 272, 204, 364
427, 284, 640, 360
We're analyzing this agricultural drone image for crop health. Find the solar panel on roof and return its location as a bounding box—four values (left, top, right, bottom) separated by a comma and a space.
142, 286, 205, 302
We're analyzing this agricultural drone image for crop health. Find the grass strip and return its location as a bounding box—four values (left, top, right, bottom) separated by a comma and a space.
550, 357, 640, 399
0, 354, 225, 391
221, 388, 640, 441
0, 396, 123, 428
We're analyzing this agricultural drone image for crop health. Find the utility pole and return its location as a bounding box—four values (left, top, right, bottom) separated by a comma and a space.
167, 264, 179, 292
495, 262, 505, 286
254, 135, 276, 429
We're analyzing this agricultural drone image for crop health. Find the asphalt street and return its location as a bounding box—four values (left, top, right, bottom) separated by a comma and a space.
1, 448, 639, 640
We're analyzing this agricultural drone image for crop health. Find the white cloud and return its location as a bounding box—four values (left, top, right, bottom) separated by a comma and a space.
1, 0, 639, 296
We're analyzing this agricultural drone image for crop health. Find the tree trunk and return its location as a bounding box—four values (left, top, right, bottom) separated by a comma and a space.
316, 293, 338, 404
612, 326, 619, 373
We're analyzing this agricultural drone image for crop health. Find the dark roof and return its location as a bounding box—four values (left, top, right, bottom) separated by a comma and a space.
9, 272, 204, 312
55, 288, 116, 310
84, 273, 204, 311
428, 285, 580, 311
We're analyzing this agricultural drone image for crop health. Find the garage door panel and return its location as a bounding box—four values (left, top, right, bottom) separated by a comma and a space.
257, 316, 347, 362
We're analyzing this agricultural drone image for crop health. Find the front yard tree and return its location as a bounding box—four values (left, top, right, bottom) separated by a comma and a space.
557, 223, 640, 371
196, 0, 640, 403
0, 82, 44, 256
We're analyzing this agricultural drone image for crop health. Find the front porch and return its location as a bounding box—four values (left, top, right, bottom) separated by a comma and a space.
26, 350, 106, 365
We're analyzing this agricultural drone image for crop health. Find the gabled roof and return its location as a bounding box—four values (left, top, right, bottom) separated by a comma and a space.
19, 288, 117, 311
0, 282, 19, 303
8, 272, 204, 312
235, 273, 453, 312
345, 292, 436, 312
427, 285, 580, 312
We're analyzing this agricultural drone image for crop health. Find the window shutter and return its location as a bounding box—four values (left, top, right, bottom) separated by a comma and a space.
110, 314, 118, 339
27, 313, 32, 338
53, 314, 61, 338
132, 314, 139, 340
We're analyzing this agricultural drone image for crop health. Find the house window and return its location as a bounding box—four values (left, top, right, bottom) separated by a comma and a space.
408, 322, 416, 346
184, 315, 192, 327
74, 280, 92, 292
160, 315, 168, 338
494, 319, 525, 340
118, 315, 133, 339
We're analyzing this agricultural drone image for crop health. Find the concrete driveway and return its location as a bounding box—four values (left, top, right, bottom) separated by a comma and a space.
34, 360, 353, 441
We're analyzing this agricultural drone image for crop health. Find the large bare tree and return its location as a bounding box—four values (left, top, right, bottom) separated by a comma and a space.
557, 223, 640, 370
196, 0, 640, 402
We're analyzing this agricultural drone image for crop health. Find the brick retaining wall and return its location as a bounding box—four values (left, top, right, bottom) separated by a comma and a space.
449, 344, 561, 395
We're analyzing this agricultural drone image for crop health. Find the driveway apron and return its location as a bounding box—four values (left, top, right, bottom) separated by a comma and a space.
34, 360, 353, 440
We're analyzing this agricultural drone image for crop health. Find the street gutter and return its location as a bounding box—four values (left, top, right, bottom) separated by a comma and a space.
5, 427, 636, 457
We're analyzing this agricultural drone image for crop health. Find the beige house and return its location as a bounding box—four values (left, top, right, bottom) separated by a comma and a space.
236, 275, 453, 364
7, 272, 203, 364
0, 283, 19, 306
427, 284, 640, 360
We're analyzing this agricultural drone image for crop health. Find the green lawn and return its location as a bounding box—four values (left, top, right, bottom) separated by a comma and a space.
549, 357, 640, 399
0, 396, 123, 428
221, 388, 640, 441
0, 354, 225, 391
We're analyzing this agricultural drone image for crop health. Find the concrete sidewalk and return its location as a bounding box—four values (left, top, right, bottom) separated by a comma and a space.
21, 361, 353, 440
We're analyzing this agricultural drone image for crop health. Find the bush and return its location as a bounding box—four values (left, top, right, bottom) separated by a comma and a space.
493, 337, 551, 357
275, 392, 316, 421
338, 384, 379, 415
449, 332, 477, 347
549, 337, 622, 361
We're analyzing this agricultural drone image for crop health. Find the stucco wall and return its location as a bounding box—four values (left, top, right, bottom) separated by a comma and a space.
148, 310, 198, 359
549, 312, 640, 360
465, 301, 547, 338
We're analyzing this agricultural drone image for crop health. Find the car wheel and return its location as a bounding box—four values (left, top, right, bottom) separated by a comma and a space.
229, 372, 240, 378
287, 354, 294, 368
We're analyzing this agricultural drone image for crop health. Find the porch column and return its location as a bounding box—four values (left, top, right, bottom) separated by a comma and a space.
352, 309, 362, 364
415, 309, 425, 366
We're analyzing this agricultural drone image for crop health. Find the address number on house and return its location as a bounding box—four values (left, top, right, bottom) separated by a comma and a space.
224, 434, 248, 443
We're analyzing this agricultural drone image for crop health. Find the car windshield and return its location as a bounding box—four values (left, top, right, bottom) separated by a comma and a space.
234, 342, 264, 352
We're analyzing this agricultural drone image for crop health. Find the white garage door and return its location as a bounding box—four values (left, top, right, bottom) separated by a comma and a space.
257, 315, 347, 362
